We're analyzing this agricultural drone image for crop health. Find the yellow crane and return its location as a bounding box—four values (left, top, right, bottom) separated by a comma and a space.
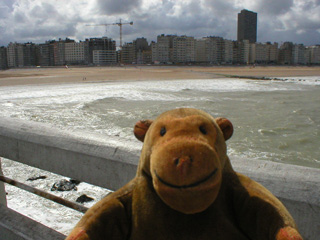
86, 19, 133, 50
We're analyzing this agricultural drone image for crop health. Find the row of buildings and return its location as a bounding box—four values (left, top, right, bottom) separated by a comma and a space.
1, 9, 319, 70
1, 35, 319, 70
153, 35, 320, 65
0, 37, 117, 70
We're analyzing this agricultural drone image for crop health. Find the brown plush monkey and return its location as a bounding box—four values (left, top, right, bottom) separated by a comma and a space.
66, 108, 302, 240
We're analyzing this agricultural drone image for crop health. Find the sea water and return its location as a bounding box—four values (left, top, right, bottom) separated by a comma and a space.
0, 77, 319, 234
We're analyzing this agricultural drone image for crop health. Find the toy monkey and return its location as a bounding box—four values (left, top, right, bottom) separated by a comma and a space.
66, 108, 302, 240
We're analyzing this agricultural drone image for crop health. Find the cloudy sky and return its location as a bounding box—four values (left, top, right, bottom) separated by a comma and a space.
0, 0, 319, 47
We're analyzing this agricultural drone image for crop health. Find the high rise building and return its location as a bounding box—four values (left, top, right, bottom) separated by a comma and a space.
6, 42, 37, 67
292, 44, 308, 65
0, 47, 8, 70
278, 42, 294, 65
195, 39, 206, 63
23, 43, 37, 66
134, 38, 151, 64
223, 39, 233, 64
65, 40, 90, 65
172, 36, 195, 63
237, 9, 257, 43
266, 42, 279, 63
134, 38, 149, 52
196, 37, 219, 63
52, 38, 74, 66
36, 42, 54, 66
121, 42, 135, 63
308, 46, 320, 64
196, 37, 233, 64
88, 37, 116, 64
152, 34, 176, 63
7, 43, 23, 67
249, 42, 279, 64
233, 40, 249, 64
93, 50, 117, 65
279, 43, 308, 65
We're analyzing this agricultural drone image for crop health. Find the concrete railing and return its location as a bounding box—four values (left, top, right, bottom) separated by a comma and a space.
0, 116, 141, 191
0, 117, 319, 240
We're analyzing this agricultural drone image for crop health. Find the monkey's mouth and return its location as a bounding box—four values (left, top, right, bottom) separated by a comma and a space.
155, 168, 218, 189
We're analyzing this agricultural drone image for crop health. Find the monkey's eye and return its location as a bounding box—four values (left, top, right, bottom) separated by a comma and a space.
199, 125, 207, 135
160, 127, 166, 136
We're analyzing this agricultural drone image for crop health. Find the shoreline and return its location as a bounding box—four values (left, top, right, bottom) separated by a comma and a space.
1, 65, 320, 87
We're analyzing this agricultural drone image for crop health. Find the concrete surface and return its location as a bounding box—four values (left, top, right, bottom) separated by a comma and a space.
0, 116, 141, 191
0, 204, 65, 240
0, 158, 7, 206
0, 117, 319, 239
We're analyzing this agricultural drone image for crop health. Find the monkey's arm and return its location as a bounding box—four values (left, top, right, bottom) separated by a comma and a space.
66, 181, 134, 240
232, 173, 303, 240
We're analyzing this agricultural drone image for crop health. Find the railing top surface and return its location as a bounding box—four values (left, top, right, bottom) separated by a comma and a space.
0, 116, 141, 190
0, 115, 142, 165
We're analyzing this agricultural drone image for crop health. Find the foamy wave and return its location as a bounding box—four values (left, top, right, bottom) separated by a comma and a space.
274, 76, 320, 86
0, 78, 314, 104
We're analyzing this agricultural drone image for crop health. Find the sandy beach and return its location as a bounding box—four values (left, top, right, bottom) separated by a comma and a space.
0, 66, 320, 86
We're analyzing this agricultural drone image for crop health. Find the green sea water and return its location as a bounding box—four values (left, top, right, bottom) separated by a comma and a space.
0, 77, 319, 168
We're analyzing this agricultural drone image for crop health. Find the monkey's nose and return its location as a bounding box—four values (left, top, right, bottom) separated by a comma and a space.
174, 156, 193, 176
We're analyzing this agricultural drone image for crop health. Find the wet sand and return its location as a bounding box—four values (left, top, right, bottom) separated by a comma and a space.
0, 66, 320, 86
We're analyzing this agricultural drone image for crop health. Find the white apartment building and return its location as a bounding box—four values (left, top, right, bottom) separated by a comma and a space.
172, 36, 195, 63
93, 50, 117, 65
153, 35, 170, 63
204, 37, 218, 63
65, 41, 89, 65
233, 40, 249, 64
223, 40, 233, 63
249, 43, 267, 64
6, 43, 16, 67
292, 45, 299, 64
6, 43, 24, 67
249, 42, 278, 64
152, 35, 176, 63
195, 39, 206, 63
294, 44, 308, 65
241, 40, 250, 64
196, 37, 219, 63
151, 42, 158, 63
195, 38, 233, 64
308, 46, 320, 64
53, 41, 66, 66
155, 35, 170, 63
255, 43, 268, 63
267, 42, 278, 63
185, 36, 195, 62
249, 43, 256, 64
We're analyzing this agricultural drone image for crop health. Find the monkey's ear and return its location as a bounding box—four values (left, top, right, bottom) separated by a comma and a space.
215, 118, 233, 141
134, 120, 153, 142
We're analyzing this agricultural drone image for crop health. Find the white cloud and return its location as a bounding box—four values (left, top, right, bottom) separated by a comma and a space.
0, 0, 319, 46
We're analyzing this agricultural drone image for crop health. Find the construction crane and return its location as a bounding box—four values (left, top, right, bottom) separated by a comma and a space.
86, 19, 133, 50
